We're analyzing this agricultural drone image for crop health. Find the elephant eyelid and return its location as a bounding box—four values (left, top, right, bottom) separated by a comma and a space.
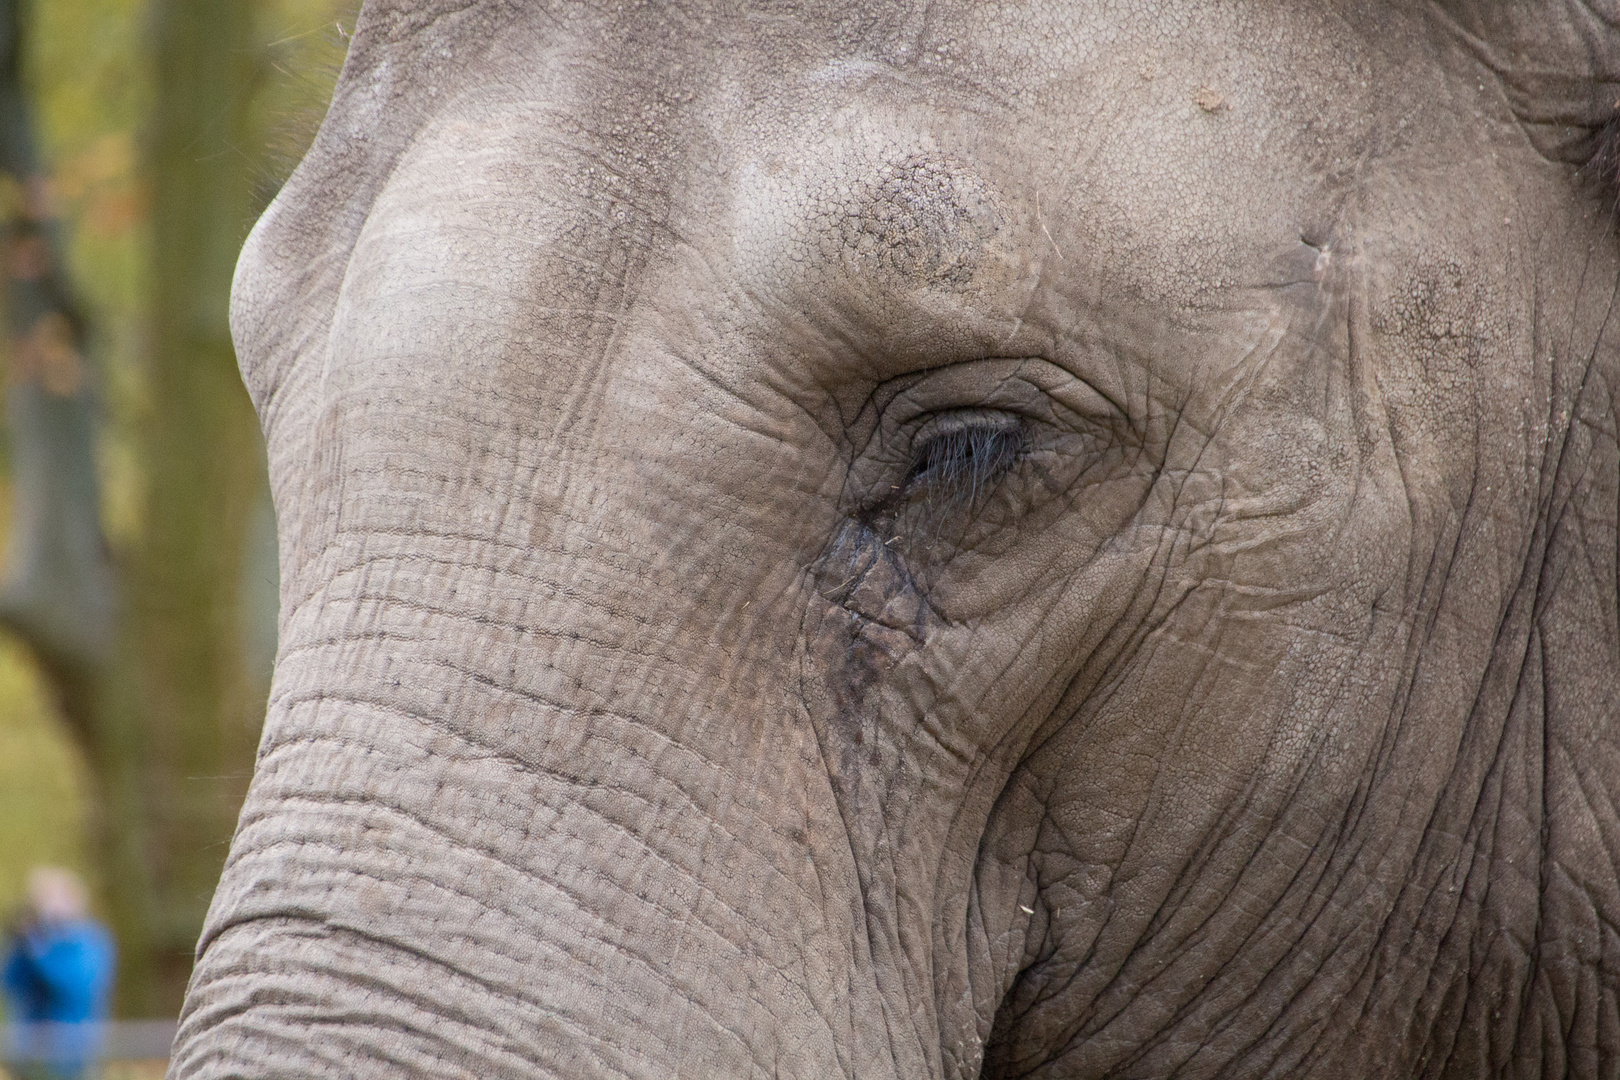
905, 415, 1027, 504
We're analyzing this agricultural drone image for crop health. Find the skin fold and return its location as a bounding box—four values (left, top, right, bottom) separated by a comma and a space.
171, 2, 1620, 1077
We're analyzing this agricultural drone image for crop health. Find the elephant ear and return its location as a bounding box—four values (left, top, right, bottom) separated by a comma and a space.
1439, 0, 1620, 170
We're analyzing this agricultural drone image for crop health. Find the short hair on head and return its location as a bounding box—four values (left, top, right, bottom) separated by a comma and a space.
1584, 112, 1620, 211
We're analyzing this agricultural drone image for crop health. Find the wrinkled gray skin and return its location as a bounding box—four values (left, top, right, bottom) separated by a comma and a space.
172, 2, 1620, 1077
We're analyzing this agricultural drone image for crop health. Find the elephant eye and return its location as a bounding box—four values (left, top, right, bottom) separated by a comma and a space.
905, 412, 1027, 504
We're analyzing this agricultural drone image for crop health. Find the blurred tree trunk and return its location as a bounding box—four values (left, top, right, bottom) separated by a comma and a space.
0, 0, 115, 699
0, 0, 153, 1013
0, 0, 270, 1018
133, 0, 269, 1013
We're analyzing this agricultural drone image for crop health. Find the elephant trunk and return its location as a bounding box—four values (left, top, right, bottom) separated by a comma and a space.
172, 515, 958, 1078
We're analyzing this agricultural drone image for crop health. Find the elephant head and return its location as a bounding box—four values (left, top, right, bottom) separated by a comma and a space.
173, 1, 1620, 1077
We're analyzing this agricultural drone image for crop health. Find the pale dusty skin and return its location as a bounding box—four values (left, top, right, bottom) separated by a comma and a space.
173, 2, 1620, 1077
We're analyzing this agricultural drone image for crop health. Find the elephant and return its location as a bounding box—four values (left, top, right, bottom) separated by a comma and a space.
171, 0, 1620, 1077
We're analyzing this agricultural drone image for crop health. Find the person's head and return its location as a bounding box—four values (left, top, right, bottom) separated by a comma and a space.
25, 867, 88, 925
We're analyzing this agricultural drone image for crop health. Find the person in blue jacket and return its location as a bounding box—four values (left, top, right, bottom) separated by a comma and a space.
2, 867, 115, 1080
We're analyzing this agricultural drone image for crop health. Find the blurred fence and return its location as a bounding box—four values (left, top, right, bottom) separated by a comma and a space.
1, 1019, 174, 1077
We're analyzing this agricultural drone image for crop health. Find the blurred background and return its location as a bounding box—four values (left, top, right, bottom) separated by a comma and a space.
0, 0, 354, 1067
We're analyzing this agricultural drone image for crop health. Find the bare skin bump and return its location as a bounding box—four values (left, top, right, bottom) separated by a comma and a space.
175, 2, 1620, 1079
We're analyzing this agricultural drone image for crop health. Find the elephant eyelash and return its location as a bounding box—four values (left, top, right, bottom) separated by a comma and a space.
905, 416, 1027, 504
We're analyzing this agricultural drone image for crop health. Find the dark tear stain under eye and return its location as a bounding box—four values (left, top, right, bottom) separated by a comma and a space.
804, 519, 935, 754
814, 518, 932, 643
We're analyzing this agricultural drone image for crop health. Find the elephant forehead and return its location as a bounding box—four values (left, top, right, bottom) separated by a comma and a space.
705, 2, 1369, 312
307, 0, 1542, 472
